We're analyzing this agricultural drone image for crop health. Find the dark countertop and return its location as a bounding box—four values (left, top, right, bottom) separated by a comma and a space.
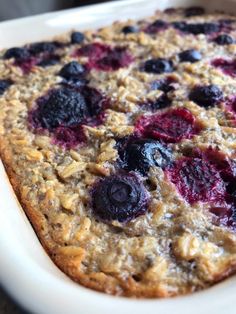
0, 287, 28, 314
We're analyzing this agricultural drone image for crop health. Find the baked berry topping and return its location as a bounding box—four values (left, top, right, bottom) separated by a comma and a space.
225, 96, 236, 115
58, 61, 86, 79
92, 173, 149, 222
179, 49, 202, 63
213, 34, 234, 45
151, 76, 177, 93
172, 22, 219, 35
71, 32, 85, 44
53, 125, 86, 149
37, 55, 61, 67
211, 58, 236, 78
189, 85, 223, 108
28, 41, 58, 55
118, 138, 172, 175
184, 6, 205, 17
122, 25, 139, 34
167, 157, 226, 204
140, 94, 171, 111
31, 88, 89, 130
145, 19, 168, 34
135, 108, 200, 143
77, 43, 133, 71
3, 47, 30, 60
143, 58, 174, 74
0, 79, 13, 95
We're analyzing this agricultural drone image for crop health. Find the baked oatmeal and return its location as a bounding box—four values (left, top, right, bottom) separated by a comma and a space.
0, 6, 236, 298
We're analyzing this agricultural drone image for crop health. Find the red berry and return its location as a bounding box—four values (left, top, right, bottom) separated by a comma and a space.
135, 108, 201, 143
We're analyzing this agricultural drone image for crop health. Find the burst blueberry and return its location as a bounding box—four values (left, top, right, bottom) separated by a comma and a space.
119, 138, 172, 175
37, 55, 60, 67
179, 49, 202, 63
184, 6, 205, 17
71, 32, 85, 44
3, 47, 29, 60
92, 173, 149, 222
143, 58, 173, 74
214, 34, 234, 45
189, 85, 223, 108
0, 79, 13, 95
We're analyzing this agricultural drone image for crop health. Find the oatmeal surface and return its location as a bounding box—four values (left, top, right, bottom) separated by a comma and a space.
0, 6, 236, 297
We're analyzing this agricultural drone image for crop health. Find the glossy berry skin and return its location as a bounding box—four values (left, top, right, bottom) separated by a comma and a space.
214, 34, 234, 45
135, 108, 200, 143
189, 85, 223, 108
0, 79, 13, 95
179, 49, 202, 63
122, 25, 139, 34
71, 32, 85, 44
32, 88, 89, 130
167, 157, 226, 204
143, 58, 173, 74
58, 61, 86, 79
119, 138, 172, 175
3, 47, 29, 60
184, 6, 205, 17
92, 173, 149, 222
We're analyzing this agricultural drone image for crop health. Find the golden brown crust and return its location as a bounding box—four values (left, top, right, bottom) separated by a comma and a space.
0, 7, 236, 298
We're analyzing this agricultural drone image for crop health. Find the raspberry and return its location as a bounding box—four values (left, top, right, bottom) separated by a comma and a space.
118, 138, 172, 175
189, 85, 223, 108
211, 58, 236, 78
167, 157, 226, 204
76, 43, 133, 71
91, 173, 149, 222
135, 108, 200, 143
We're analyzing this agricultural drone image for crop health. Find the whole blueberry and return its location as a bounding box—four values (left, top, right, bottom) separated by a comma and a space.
3, 47, 29, 60
144, 58, 174, 74
179, 49, 202, 63
186, 23, 219, 35
122, 25, 139, 34
214, 34, 234, 45
184, 6, 205, 17
0, 79, 13, 95
33, 88, 89, 130
71, 32, 85, 44
92, 173, 149, 222
58, 61, 86, 79
120, 138, 173, 175
189, 85, 223, 108
172, 21, 188, 31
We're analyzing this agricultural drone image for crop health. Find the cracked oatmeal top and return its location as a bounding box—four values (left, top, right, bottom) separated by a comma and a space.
0, 6, 236, 298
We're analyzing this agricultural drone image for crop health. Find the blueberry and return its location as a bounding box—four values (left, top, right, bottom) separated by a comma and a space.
146, 19, 168, 33
58, 61, 86, 79
141, 94, 172, 111
143, 58, 174, 74
214, 34, 234, 45
179, 49, 202, 63
189, 85, 223, 108
3, 47, 29, 60
120, 138, 172, 175
151, 77, 176, 93
172, 21, 188, 31
28, 41, 58, 55
71, 32, 85, 44
186, 23, 219, 35
92, 173, 149, 222
37, 55, 60, 67
32, 88, 89, 130
122, 25, 139, 34
0, 79, 13, 95
184, 6, 205, 17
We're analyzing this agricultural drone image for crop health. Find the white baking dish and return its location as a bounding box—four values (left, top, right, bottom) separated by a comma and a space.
0, 0, 235, 313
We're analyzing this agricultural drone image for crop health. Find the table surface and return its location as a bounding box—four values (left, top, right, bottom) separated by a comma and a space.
0, 287, 28, 314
